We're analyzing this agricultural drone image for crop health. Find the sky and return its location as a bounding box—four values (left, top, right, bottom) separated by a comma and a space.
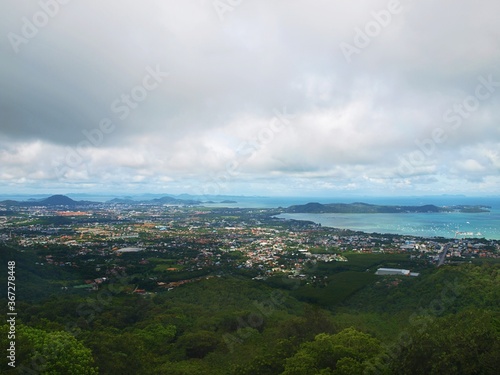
1, 0, 500, 198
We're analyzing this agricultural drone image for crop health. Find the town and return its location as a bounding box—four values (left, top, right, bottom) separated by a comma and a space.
1, 196, 498, 296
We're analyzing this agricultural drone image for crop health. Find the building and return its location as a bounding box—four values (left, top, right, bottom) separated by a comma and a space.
115, 247, 144, 254
375, 268, 419, 277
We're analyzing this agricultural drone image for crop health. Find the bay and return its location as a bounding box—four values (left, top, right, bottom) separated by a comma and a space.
275, 211, 500, 240
205, 195, 500, 240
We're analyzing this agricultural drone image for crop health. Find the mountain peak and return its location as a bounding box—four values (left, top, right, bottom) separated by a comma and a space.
40, 195, 77, 206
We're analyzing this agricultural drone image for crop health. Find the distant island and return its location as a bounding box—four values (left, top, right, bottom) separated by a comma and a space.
0, 196, 491, 214
0, 194, 202, 207
0, 194, 96, 207
285, 202, 491, 214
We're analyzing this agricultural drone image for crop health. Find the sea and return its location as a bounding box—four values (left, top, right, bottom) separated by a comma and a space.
203, 196, 500, 240
2, 194, 498, 240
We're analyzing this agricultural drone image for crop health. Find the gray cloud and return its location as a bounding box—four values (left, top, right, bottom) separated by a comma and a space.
0, 0, 499, 195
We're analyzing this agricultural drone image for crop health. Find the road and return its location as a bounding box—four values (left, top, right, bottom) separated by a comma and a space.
437, 244, 450, 267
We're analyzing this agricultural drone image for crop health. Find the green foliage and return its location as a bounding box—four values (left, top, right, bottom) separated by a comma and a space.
2, 249, 498, 374
134, 323, 177, 352
301, 253, 415, 277
292, 271, 376, 307
178, 330, 221, 358
81, 328, 150, 375
281, 328, 387, 375
393, 310, 500, 375
343, 263, 500, 314
230, 338, 299, 375
1, 324, 97, 375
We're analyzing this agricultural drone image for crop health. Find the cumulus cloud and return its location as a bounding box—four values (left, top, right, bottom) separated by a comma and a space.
0, 0, 499, 195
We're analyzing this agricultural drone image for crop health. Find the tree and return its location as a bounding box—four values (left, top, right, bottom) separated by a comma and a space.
1, 324, 98, 375
282, 327, 387, 375
178, 330, 221, 359
135, 323, 176, 353
393, 310, 500, 374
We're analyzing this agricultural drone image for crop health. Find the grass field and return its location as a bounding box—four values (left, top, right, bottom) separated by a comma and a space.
344, 253, 412, 269
147, 257, 185, 272
292, 271, 377, 307
292, 253, 416, 307
309, 253, 413, 275
153, 264, 185, 272
147, 258, 178, 263
471, 257, 500, 265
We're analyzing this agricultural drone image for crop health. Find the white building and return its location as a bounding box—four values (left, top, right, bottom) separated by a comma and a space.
375, 268, 419, 277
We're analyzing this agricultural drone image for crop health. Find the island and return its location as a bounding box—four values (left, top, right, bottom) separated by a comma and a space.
284, 202, 491, 214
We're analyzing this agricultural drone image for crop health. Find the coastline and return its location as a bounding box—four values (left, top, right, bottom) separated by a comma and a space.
275, 211, 500, 240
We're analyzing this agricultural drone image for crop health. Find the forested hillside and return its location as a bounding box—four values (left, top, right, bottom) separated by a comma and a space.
1, 241, 499, 374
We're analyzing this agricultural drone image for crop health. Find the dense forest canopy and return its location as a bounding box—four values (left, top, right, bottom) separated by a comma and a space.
1, 240, 499, 374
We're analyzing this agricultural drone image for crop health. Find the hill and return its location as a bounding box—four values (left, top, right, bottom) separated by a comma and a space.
39, 194, 79, 206
0, 194, 96, 207
1, 194, 202, 207
285, 202, 442, 213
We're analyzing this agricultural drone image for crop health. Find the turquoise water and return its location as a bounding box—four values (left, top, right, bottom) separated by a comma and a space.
275, 211, 500, 240
204, 196, 500, 240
